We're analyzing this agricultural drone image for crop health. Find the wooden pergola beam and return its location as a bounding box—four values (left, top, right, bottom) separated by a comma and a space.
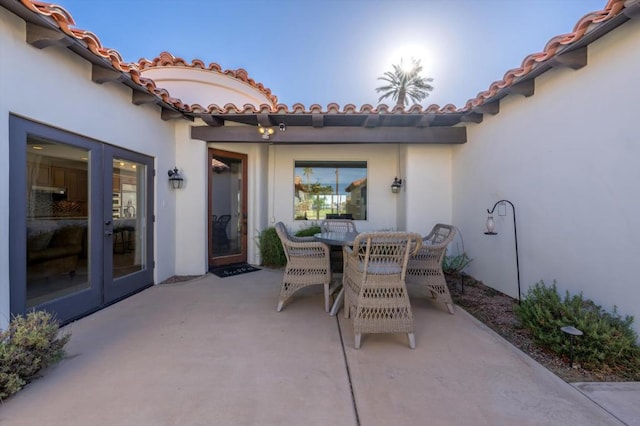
312, 113, 324, 128
26, 22, 72, 49
507, 79, 535, 97
415, 113, 435, 127
132, 91, 158, 105
364, 114, 380, 128
550, 47, 587, 70
191, 125, 467, 144
472, 102, 500, 115
91, 64, 125, 84
460, 113, 483, 124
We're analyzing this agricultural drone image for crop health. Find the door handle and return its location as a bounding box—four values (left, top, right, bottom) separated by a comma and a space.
105, 230, 113, 236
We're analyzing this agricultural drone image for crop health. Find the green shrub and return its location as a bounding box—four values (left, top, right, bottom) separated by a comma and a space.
294, 225, 321, 237
442, 252, 472, 274
0, 311, 70, 401
258, 224, 323, 267
515, 281, 640, 371
258, 227, 286, 267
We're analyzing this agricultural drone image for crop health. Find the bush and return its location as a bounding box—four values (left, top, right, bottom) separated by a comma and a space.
294, 225, 321, 237
515, 281, 640, 371
258, 227, 287, 267
258, 224, 323, 267
0, 311, 70, 401
442, 252, 472, 274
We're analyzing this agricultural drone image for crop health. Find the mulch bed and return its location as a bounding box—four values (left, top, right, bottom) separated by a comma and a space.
445, 273, 638, 383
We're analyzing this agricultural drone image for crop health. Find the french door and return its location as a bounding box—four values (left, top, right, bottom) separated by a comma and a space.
9, 116, 154, 324
208, 148, 247, 267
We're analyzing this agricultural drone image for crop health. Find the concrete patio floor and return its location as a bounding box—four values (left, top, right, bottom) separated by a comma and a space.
1, 269, 638, 425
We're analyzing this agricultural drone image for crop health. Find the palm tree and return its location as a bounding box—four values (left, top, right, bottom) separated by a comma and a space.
376, 57, 434, 107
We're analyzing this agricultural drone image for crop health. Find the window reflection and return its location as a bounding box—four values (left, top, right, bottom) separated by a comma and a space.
294, 161, 367, 220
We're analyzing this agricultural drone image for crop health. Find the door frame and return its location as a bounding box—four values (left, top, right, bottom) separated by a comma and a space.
9, 115, 154, 324
208, 148, 248, 267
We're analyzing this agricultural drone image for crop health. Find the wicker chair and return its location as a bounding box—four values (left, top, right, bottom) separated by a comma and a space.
320, 219, 358, 233
406, 224, 457, 314
320, 219, 358, 273
274, 222, 332, 312
343, 232, 422, 349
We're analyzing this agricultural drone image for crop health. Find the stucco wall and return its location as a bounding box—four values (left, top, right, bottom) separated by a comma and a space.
404, 145, 453, 234
452, 18, 640, 332
141, 67, 273, 108
268, 144, 452, 234
0, 9, 178, 327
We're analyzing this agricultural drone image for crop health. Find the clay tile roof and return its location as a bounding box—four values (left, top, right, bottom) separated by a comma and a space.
14, 0, 634, 118
137, 51, 278, 109
460, 0, 629, 111
16, 0, 192, 113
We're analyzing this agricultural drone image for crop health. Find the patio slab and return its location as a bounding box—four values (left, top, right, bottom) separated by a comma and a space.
0, 270, 631, 425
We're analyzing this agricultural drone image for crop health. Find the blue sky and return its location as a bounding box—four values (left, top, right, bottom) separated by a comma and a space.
55, 0, 606, 109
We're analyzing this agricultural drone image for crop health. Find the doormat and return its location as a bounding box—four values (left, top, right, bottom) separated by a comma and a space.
209, 263, 261, 278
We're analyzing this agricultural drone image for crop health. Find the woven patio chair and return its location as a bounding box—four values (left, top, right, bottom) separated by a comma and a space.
406, 224, 457, 314
320, 219, 358, 233
320, 219, 358, 273
274, 222, 332, 312
343, 232, 422, 349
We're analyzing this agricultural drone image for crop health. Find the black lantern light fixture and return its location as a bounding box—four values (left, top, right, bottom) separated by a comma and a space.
484, 199, 521, 303
391, 177, 403, 194
168, 167, 184, 189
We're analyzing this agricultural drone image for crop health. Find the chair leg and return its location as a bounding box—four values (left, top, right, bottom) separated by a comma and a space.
276, 300, 284, 312
407, 333, 416, 349
354, 333, 362, 349
324, 282, 330, 312
446, 302, 455, 315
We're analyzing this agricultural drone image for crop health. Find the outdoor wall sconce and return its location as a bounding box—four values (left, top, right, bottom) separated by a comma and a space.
391, 177, 403, 193
484, 199, 521, 303
167, 167, 184, 189
258, 125, 274, 140
278, 122, 286, 131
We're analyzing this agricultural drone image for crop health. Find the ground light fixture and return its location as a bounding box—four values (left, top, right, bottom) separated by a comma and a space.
560, 326, 583, 368
168, 167, 184, 189
484, 199, 521, 303
391, 177, 403, 193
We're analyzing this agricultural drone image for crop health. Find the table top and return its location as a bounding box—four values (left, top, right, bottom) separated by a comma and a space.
314, 231, 359, 246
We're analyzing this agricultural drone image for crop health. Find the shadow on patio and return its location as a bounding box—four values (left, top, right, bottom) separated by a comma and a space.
0, 269, 626, 425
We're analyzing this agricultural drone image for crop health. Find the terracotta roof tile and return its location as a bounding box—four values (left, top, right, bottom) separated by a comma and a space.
14, 0, 632, 117
137, 52, 278, 108
461, 0, 628, 111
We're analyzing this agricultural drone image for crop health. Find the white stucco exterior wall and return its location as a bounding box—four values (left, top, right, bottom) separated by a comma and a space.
141, 67, 273, 108
268, 144, 452, 234
0, 9, 178, 327
452, 18, 640, 332
404, 145, 453, 234
173, 120, 208, 274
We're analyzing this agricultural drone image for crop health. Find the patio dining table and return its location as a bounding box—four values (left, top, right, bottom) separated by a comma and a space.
314, 231, 359, 315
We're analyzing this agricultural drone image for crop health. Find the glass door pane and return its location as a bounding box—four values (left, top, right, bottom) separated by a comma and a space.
103, 146, 153, 303
111, 158, 145, 279
26, 138, 90, 308
209, 150, 247, 267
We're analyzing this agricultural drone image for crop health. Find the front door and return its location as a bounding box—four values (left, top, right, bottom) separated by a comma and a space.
208, 149, 247, 267
9, 116, 154, 324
